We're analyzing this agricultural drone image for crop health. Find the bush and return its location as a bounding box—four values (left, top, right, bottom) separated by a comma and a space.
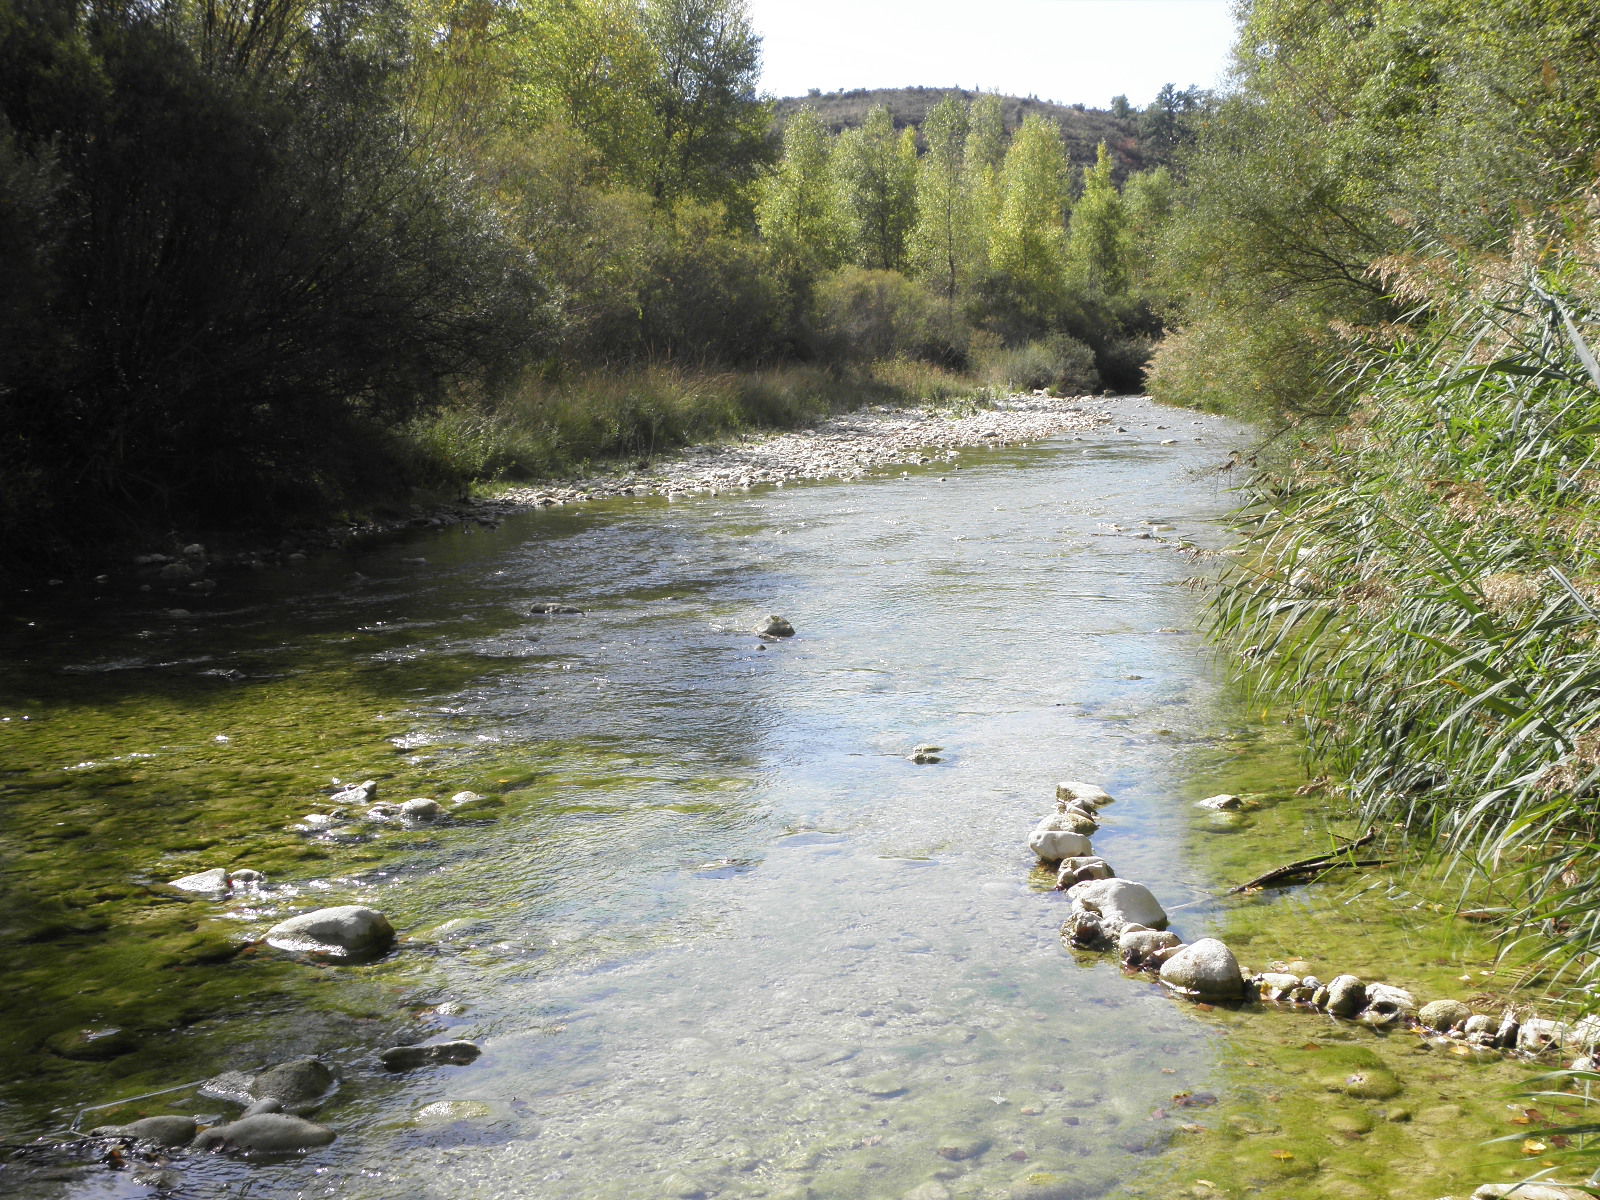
811, 267, 970, 366
973, 334, 1100, 395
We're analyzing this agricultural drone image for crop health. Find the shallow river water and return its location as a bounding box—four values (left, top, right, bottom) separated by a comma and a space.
0, 398, 1550, 1199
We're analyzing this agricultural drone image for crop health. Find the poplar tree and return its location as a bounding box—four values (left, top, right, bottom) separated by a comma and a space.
832, 104, 917, 271
756, 106, 846, 276
909, 94, 976, 302
1066, 141, 1129, 295
989, 113, 1071, 330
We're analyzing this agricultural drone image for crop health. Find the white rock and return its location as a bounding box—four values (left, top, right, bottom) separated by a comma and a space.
1028, 828, 1092, 863
1472, 1186, 1596, 1200
1195, 794, 1245, 811
266, 905, 395, 962
1055, 856, 1115, 887
1159, 938, 1245, 1001
1066, 878, 1168, 931
169, 868, 231, 896
1056, 781, 1114, 809
1034, 808, 1097, 837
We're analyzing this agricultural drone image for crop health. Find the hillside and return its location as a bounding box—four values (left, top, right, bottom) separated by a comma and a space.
773, 86, 1151, 173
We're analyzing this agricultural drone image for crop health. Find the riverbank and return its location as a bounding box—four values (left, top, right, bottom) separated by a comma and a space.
489, 392, 1116, 507
36, 392, 1119, 602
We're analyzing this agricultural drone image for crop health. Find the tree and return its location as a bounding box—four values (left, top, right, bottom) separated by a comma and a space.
756, 106, 847, 277
1067, 141, 1129, 295
909, 94, 977, 302
640, 0, 772, 215
987, 113, 1071, 335
832, 103, 917, 271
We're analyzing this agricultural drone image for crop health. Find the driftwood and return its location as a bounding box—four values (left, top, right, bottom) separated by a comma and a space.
1229, 832, 1383, 894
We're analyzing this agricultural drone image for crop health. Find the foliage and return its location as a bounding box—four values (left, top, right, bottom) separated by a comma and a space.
810, 267, 966, 367
1153, 0, 1600, 419
974, 335, 1100, 396
831, 104, 917, 272
0, 0, 540, 559
1209, 222, 1600, 1001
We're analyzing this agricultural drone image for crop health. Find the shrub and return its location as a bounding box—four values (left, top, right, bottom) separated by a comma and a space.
973, 334, 1100, 395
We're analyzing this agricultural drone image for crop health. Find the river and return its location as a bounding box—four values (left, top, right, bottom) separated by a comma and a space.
0, 398, 1540, 1199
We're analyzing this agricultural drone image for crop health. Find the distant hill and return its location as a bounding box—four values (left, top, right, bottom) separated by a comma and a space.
773, 87, 1155, 175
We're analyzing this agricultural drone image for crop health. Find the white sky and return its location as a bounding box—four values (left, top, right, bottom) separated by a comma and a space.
744, 0, 1240, 110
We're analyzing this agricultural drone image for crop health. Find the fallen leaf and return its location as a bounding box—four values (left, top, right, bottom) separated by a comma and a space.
1271, 1150, 1294, 1161
1522, 1139, 1548, 1155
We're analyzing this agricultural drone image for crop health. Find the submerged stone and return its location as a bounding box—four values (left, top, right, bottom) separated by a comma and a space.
380, 1040, 482, 1071
193, 1113, 335, 1155
252, 1058, 335, 1110
91, 1116, 198, 1146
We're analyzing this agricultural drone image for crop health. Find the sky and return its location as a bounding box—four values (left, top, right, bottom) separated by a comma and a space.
744, 0, 1240, 110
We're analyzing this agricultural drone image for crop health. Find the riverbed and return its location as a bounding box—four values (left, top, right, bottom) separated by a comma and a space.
0, 396, 1543, 1199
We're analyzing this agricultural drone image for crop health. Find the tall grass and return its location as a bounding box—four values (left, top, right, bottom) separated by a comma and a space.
1211, 234, 1600, 1002
400, 359, 992, 492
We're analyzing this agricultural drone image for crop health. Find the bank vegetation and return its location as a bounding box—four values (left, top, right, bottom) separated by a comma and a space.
0, 0, 1198, 572
1153, 0, 1600, 1115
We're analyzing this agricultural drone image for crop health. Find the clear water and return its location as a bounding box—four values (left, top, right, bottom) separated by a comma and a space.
0, 399, 1537, 1200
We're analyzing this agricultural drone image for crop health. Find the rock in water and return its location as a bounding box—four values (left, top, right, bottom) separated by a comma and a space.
1321, 974, 1367, 1018
331, 780, 378, 806
1473, 1186, 1596, 1200
1055, 781, 1114, 809
266, 905, 395, 962
193, 1113, 335, 1156
168, 868, 231, 896
380, 1040, 483, 1071
755, 614, 795, 638
91, 1116, 198, 1146
1418, 998, 1473, 1032
252, 1058, 335, 1110
1066, 878, 1168, 931
1028, 827, 1092, 864
1159, 938, 1245, 1001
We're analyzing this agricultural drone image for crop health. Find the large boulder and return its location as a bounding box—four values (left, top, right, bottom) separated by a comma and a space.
1472, 1186, 1597, 1200
1065, 878, 1168, 932
192, 1114, 335, 1156
1159, 938, 1245, 1001
266, 905, 395, 962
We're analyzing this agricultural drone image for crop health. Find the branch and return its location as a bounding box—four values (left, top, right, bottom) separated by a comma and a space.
1228, 831, 1382, 894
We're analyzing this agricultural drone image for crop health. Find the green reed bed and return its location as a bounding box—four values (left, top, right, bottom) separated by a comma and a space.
1213, 252, 1600, 994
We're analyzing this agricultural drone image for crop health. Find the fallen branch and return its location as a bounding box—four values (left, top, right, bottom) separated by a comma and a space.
1229, 832, 1382, 894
